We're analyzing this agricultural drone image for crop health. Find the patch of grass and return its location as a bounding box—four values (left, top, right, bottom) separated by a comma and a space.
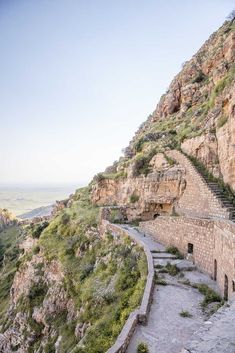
217, 115, 228, 128
165, 262, 180, 276
179, 310, 193, 318
208, 65, 235, 108
129, 194, 139, 203
166, 246, 183, 259
137, 342, 149, 353
178, 279, 191, 286
194, 284, 222, 308
93, 171, 127, 183
132, 148, 157, 177
155, 277, 168, 286
164, 154, 175, 166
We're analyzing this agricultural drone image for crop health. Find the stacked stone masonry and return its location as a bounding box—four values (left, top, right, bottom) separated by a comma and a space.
166, 150, 232, 220
140, 216, 235, 299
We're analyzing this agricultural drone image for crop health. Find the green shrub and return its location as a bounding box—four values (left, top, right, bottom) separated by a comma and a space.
179, 310, 193, 318
31, 221, 49, 239
32, 245, 40, 255
93, 173, 105, 183
28, 281, 48, 307
164, 154, 175, 166
129, 194, 139, 203
217, 115, 228, 128
196, 284, 222, 308
166, 246, 183, 259
165, 262, 180, 276
192, 71, 206, 84
137, 342, 149, 353
134, 138, 145, 152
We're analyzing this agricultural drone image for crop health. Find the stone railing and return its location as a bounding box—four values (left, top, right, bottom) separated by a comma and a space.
101, 221, 155, 353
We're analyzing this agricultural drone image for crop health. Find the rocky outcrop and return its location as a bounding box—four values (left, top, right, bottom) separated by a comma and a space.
92, 155, 186, 220
181, 133, 220, 177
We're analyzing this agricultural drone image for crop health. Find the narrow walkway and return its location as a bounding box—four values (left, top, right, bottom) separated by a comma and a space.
122, 226, 220, 353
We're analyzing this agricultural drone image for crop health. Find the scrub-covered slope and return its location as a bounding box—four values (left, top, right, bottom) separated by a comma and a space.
0, 187, 147, 353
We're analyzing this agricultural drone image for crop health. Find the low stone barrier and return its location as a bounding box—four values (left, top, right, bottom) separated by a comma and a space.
102, 221, 155, 353
140, 215, 235, 299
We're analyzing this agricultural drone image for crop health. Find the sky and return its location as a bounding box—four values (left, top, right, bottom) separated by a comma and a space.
0, 0, 234, 186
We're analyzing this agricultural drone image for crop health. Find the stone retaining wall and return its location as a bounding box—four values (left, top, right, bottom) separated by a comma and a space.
140, 216, 235, 299
167, 150, 231, 220
101, 221, 155, 353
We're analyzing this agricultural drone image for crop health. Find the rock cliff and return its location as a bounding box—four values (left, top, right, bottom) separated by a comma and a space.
91, 20, 235, 219
0, 18, 235, 353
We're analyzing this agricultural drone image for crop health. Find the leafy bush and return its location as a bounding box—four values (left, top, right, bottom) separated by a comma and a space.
166, 246, 183, 259
28, 281, 48, 307
129, 193, 139, 203
137, 342, 149, 353
31, 221, 49, 239
93, 173, 105, 183
132, 149, 157, 177
192, 71, 206, 84
196, 284, 222, 308
134, 138, 145, 152
32, 245, 40, 255
165, 262, 180, 276
179, 310, 193, 318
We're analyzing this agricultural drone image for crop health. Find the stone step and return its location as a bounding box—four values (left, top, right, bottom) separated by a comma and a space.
154, 259, 197, 271
150, 249, 166, 254
152, 253, 177, 260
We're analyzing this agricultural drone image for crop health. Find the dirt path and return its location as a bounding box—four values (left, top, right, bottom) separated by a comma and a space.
122, 226, 220, 353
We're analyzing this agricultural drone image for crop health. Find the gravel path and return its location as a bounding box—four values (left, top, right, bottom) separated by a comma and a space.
122, 226, 220, 353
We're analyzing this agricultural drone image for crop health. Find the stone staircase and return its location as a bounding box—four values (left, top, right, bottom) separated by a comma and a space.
205, 181, 235, 222
151, 250, 196, 274
167, 150, 235, 222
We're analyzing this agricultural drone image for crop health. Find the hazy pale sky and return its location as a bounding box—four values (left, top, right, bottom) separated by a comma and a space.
0, 0, 234, 186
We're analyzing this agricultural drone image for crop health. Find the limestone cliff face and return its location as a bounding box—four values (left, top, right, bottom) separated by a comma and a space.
91, 20, 235, 219
92, 153, 186, 220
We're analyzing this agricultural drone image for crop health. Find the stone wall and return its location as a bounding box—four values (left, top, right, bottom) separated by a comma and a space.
166, 150, 231, 220
101, 222, 155, 353
140, 216, 235, 299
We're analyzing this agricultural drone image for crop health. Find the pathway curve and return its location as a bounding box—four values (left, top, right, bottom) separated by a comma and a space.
121, 225, 220, 353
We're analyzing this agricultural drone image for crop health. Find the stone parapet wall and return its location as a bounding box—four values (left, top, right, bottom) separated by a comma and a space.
167, 150, 231, 220
101, 222, 154, 353
140, 216, 235, 299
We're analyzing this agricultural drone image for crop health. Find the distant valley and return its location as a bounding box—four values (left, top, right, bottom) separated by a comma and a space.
0, 185, 77, 217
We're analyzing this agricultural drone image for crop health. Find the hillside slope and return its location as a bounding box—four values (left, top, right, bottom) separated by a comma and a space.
0, 19, 235, 353
92, 20, 235, 220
